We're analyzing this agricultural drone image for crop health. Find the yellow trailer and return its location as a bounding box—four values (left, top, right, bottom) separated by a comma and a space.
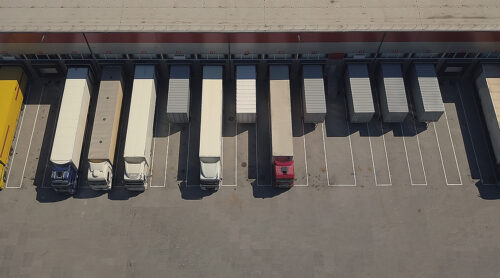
0, 67, 27, 189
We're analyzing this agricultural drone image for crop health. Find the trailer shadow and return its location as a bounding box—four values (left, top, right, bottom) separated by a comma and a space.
107, 186, 142, 200
178, 185, 216, 200
475, 181, 500, 200
251, 181, 289, 198
35, 188, 71, 202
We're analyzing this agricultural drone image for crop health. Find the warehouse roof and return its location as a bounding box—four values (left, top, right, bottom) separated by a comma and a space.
0, 0, 498, 32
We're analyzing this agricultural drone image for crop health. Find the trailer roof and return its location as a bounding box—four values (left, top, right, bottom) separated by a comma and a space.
0, 0, 498, 32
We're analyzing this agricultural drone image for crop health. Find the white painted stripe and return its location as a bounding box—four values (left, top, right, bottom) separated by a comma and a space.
367, 123, 378, 186
162, 123, 171, 188
444, 109, 462, 185
321, 123, 330, 186
17, 86, 45, 189
5, 84, 31, 189
381, 123, 392, 186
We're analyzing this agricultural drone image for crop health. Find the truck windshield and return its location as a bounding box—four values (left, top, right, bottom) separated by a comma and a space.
52, 180, 69, 185
89, 180, 107, 185
200, 157, 220, 163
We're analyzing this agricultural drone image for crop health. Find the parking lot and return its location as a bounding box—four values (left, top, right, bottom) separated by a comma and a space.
3, 63, 499, 193
2, 62, 500, 277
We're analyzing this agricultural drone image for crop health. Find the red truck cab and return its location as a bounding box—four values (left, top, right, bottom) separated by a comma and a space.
273, 159, 294, 188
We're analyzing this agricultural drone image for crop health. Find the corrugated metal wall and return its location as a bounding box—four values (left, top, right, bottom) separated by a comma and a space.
378, 63, 408, 122
302, 65, 326, 123
345, 63, 375, 123
410, 64, 444, 122
236, 65, 256, 123
167, 65, 190, 123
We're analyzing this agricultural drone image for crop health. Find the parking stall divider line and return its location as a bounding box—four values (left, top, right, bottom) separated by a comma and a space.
185, 123, 191, 188
367, 123, 378, 186
321, 123, 331, 186
235, 120, 237, 186
5, 84, 31, 188
329, 100, 356, 187
381, 122, 392, 186
401, 123, 426, 186
301, 101, 309, 187
433, 122, 449, 185
18, 86, 45, 189
456, 82, 494, 185
161, 123, 171, 188
444, 110, 462, 185
347, 105, 357, 187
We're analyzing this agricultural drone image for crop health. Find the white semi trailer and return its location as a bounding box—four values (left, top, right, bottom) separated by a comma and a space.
199, 65, 223, 190
49, 67, 92, 194
123, 65, 157, 191
87, 66, 123, 190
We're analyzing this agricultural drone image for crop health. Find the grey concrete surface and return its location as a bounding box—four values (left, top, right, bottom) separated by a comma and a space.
0, 0, 499, 31
2, 65, 500, 277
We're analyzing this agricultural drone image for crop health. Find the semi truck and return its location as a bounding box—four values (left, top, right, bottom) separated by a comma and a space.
87, 66, 124, 190
269, 65, 295, 188
50, 67, 92, 194
199, 65, 223, 190
123, 65, 156, 191
475, 64, 500, 175
0, 67, 28, 189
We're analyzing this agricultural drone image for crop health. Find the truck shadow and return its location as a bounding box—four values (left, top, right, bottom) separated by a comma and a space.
178, 185, 216, 200
107, 186, 142, 200
251, 180, 289, 198
475, 181, 500, 200
35, 188, 71, 202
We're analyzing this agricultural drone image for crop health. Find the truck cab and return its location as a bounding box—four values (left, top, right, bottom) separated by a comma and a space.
87, 161, 113, 190
200, 157, 221, 190
50, 163, 78, 194
124, 157, 149, 191
273, 159, 294, 188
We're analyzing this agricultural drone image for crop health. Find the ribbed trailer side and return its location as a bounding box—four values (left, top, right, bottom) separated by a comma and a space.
345, 64, 375, 123
475, 64, 500, 170
88, 66, 123, 165
409, 64, 444, 122
377, 63, 409, 122
236, 65, 256, 123
269, 65, 293, 159
50, 68, 92, 168
199, 66, 223, 159
167, 65, 190, 124
302, 65, 326, 123
123, 65, 156, 167
0, 67, 27, 188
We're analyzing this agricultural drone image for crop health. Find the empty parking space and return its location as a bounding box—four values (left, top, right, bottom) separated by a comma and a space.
222, 75, 237, 186
367, 120, 392, 186
255, 64, 272, 186
433, 80, 463, 185
236, 124, 257, 186
324, 92, 356, 186
290, 70, 308, 186
7, 79, 64, 189
304, 123, 328, 187
185, 65, 202, 187
151, 77, 170, 188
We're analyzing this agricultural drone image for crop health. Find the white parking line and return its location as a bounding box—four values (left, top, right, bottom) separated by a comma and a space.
321, 123, 331, 186
444, 110, 462, 185
367, 123, 378, 186
400, 122, 427, 186
185, 123, 191, 187
298, 93, 308, 187
149, 112, 159, 187
433, 114, 462, 186
329, 100, 357, 187
456, 83, 495, 185
381, 123, 392, 186
5, 85, 31, 189
161, 123, 171, 188
16, 87, 45, 189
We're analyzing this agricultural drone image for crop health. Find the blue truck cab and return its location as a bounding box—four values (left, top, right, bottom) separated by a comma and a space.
50, 164, 78, 194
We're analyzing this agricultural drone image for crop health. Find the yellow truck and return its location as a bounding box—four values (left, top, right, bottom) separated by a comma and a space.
0, 67, 28, 189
